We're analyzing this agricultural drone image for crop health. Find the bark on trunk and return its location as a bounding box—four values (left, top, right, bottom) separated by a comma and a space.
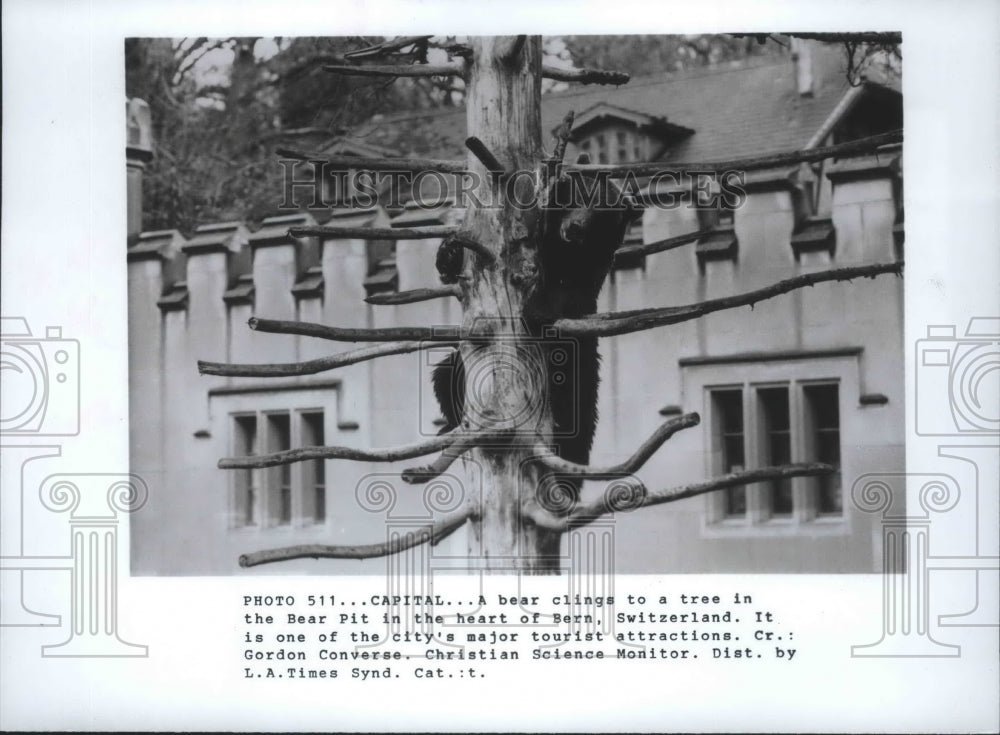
460, 36, 560, 572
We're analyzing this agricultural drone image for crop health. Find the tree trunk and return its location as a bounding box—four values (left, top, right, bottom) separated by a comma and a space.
460, 37, 560, 572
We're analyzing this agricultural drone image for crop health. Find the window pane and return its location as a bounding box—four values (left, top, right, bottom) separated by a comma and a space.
713, 390, 745, 517
726, 485, 747, 516
268, 413, 292, 526
805, 384, 842, 515
759, 387, 792, 516
302, 412, 326, 524
234, 415, 257, 526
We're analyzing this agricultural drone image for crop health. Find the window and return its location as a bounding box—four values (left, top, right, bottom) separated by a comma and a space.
758, 387, 792, 516
267, 413, 292, 526
230, 409, 326, 529
804, 384, 841, 515
709, 382, 842, 525
233, 414, 258, 526
711, 390, 746, 517
302, 412, 326, 524
578, 127, 647, 164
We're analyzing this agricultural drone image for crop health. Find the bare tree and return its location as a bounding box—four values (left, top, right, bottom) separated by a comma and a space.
199, 36, 903, 573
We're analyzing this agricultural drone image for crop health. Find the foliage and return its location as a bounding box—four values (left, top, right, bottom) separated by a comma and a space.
126, 34, 894, 233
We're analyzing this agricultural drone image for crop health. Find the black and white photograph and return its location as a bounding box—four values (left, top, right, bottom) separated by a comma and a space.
127, 32, 906, 576
2, 1, 998, 732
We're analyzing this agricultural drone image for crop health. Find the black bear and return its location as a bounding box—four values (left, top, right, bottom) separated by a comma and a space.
433, 158, 637, 484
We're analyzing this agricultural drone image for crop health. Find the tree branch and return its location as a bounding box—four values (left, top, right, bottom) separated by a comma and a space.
613, 226, 717, 261
365, 285, 462, 305
465, 136, 508, 177
343, 36, 434, 61
783, 32, 902, 45
443, 232, 497, 264
554, 261, 903, 337
565, 130, 902, 177
400, 429, 513, 484
238, 509, 471, 567
219, 427, 500, 469
198, 340, 452, 378
257, 127, 336, 144
249, 316, 459, 343
289, 224, 459, 240
276, 147, 466, 174
276, 130, 900, 181
531, 413, 700, 477
542, 65, 630, 85
564, 463, 835, 528
324, 63, 463, 78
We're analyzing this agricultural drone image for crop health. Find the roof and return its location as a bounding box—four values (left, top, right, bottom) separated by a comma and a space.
340, 43, 900, 165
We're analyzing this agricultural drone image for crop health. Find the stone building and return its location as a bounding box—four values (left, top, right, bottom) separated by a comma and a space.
127, 42, 904, 575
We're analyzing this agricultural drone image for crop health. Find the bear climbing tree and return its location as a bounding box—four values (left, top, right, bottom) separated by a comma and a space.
199, 35, 903, 573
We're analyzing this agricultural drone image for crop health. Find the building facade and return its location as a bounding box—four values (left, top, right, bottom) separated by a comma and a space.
127, 44, 905, 575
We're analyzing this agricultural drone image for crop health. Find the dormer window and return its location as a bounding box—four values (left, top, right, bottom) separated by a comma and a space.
561, 102, 695, 166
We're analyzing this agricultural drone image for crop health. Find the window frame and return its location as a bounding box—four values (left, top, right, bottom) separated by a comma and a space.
705, 378, 845, 531
228, 406, 328, 531
685, 353, 859, 537
231, 411, 259, 528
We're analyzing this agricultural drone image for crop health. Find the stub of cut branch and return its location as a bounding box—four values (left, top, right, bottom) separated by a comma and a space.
400, 428, 514, 484
552, 110, 576, 166
198, 340, 452, 378
289, 224, 459, 240
219, 426, 499, 469
565, 130, 902, 177
323, 63, 462, 78
238, 510, 470, 567
532, 412, 700, 477
555, 261, 903, 337
365, 285, 462, 305
613, 226, 718, 261
248, 316, 459, 343
465, 136, 508, 177
563, 462, 835, 528
443, 232, 496, 264
542, 65, 630, 85
276, 147, 466, 174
